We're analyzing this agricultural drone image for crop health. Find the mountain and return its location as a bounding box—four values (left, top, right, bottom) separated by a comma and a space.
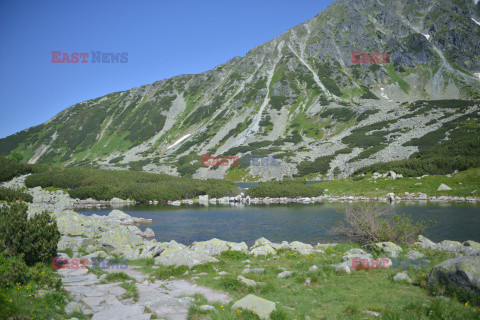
1, 0, 480, 181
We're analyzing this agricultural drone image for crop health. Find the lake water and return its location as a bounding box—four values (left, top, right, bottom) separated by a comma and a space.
78, 202, 480, 246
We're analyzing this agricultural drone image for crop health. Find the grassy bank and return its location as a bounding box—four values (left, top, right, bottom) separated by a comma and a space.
313, 168, 480, 198
128, 244, 479, 319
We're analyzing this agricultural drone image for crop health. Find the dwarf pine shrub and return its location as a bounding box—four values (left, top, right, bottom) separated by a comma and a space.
0, 202, 60, 266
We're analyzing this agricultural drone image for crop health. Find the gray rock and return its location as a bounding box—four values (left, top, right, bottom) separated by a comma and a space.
438, 240, 464, 253
155, 242, 218, 268
237, 276, 257, 287
250, 244, 276, 257
65, 302, 82, 315
333, 264, 351, 274
427, 256, 480, 295
277, 271, 293, 278
464, 240, 480, 250
374, 242, 403, 258
107, 210, 132, 221
242, 268, 265, 275
415, 235, 437, 250
393, 271, 412, 284
199, 304, 216, 311
289, 241, 314, 255
190, 238, 248, 255
406, 250, 425, 260
91, 305, 149, 320
232, 294, 276, 320
140, 228, 155, 239
308, 265, 318, 272
437, 183, 452, 191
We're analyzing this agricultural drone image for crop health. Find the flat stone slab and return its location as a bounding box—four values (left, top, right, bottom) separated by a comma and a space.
233, 294, 276, 320
91, 305, 150, 320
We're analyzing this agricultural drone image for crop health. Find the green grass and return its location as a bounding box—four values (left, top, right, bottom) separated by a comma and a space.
121, 245, 480, 319
315, 167, 480, 198
384, 65, 411, 93
105, 272, 135, 282
119, 282, 139, 301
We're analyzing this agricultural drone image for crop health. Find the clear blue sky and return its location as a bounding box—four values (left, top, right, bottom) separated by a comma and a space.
0, 0, 335, 139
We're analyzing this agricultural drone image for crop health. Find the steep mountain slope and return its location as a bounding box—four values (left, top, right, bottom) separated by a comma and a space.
1, 0, 480, 180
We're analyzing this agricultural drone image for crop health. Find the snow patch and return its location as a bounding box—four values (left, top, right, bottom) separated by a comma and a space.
472, 18, 480, 26
167, 134, 191, 150
422, 33, 431, 40
380, 88, 389, 100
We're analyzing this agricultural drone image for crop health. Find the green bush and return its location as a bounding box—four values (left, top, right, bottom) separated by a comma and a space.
246, 180, 324, 198
0, 202, 61, 266
0, 251, 62, 289
295, 155, 335, 177
334, 203, 432, 245
0, 188, 33, 202
0, 156, 44, 183
25, 167, 240, 203
0, 252, 29, 288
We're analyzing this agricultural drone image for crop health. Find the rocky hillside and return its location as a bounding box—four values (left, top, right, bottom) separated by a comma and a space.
1, 0, 480, 180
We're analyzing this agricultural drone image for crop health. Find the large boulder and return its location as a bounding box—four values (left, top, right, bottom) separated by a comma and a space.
252, 237, 272, 248
415, 235, 437, 250
427, 256, 480, 295
155, 241, 218, 268
232, 294, 276, 320
289, 241, 314, 255
99, 226, 144, 251
438, 240, 465, 253
250, 244, 276, 257
464, 240, 480, 250
57, 235, 93, 252
190, 238, 248, 255
107, 209, 132, 220
56, 211, 89, 236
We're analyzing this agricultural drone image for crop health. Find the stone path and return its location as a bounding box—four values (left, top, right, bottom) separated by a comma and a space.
59, 265, 230, 319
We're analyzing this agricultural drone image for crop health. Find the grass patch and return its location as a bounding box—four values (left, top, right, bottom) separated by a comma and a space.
119, 282, 139, 301
187, 244, 479, 319
316, 167, 480, 197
